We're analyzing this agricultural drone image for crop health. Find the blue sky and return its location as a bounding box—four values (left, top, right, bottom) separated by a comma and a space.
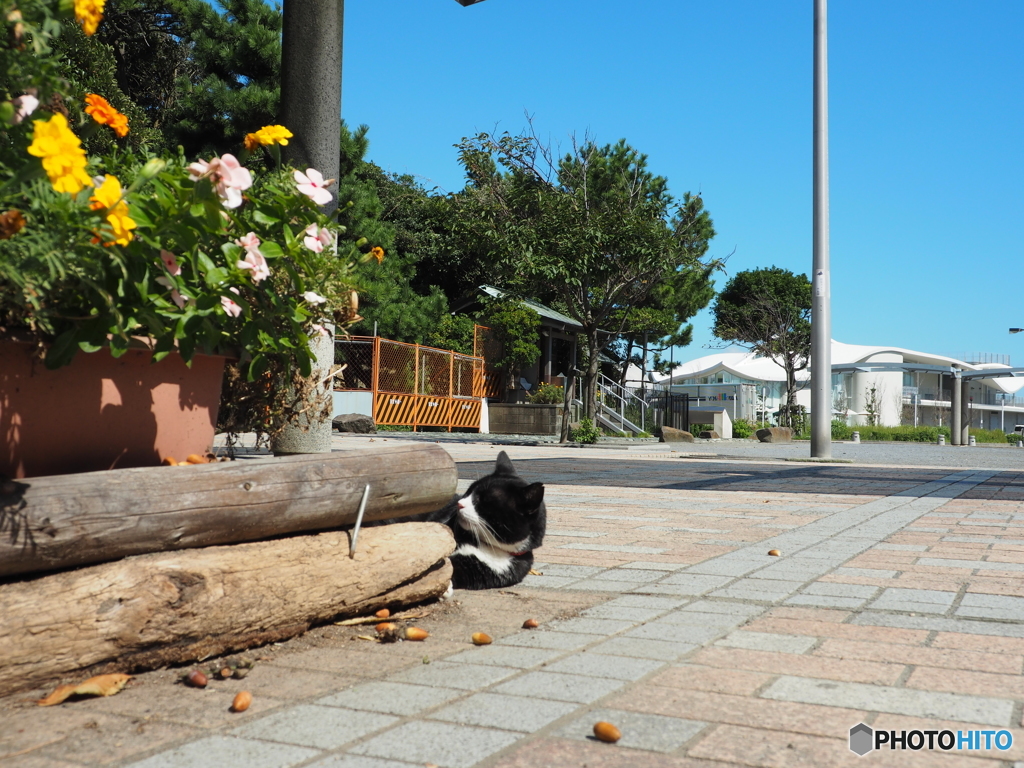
341, 1, 1023, 364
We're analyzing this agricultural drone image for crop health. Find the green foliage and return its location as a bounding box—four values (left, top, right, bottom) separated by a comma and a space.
840, 425, 952, 442
732, 418, 755, 439
453, 130, 716, 420
1007, 432, 1024, 445
570, 417, 600, 444
480, 294, 540, 382
712, 267, 811, 427
689, 423, 713, 434
528, 383, 563, 405
831, 419, 852, 440
425, 314, 475, 355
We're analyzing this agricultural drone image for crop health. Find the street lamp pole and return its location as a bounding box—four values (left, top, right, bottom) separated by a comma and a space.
810, 0, 832, 458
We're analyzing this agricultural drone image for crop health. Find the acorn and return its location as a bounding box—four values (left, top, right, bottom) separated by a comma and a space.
402, 627, 429, 641
375, 609, 390, 619
471, 632, 492, 646
185, 454, 209, 464
593, 721, 621, 743
218, 667, 232, 679
231, 691, 252, 712
522, 618, 539, 629
184, 669, 208, 688
162, 457, 178, 466
375, 622, 397, 634
768, 549, 781, 557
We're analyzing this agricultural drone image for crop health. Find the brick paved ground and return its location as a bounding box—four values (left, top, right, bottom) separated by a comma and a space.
4, 438, 1024, 767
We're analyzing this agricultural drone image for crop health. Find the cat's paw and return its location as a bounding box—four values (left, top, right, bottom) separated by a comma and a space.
440, 580, 455, 601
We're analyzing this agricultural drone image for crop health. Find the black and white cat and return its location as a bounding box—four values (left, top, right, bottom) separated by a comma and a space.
440, 450, 546, 590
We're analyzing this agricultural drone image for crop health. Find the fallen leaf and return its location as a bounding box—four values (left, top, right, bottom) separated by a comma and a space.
528, 569, 543, 576
37, 674, 132, 706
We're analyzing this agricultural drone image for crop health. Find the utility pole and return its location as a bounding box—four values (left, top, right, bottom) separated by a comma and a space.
810, 0, 832, 458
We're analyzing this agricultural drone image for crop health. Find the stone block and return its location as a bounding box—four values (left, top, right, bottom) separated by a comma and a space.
332, 412, 375, 433
698, 430, 720, 439
756, 427, 793, 443
660, 426, 694, 443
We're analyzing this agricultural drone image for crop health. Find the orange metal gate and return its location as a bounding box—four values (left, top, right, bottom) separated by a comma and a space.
335, 336, 486, 430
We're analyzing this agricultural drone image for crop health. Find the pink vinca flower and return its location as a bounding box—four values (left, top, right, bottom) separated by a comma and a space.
235, 232, 260, 251
236, 247, 270, 284
303, 291, 327, 305
221, 288, 242, 318
155, 276, 187, 308
310, 323, 331, 338
188, 154, 253, 209
293, 168, 333, 206
11, 94, 39, 125
160, 249, 181, 276
303, 223, 334, 253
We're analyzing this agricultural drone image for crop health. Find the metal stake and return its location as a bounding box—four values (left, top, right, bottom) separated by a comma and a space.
349, 483, 371, 558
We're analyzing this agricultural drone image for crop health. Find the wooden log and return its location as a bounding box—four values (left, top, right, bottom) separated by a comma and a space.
0, 443, 456, 579
0, 522, 454, 696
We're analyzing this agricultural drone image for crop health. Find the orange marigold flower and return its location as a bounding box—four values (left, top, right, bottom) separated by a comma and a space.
0, 209, 26, 239
370, 246, 385, 263
84, 94, 128, 137
74, 0, 105, 35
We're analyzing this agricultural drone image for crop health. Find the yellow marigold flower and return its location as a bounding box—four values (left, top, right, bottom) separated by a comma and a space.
74, 0, 105, 35
89, 175, 136, 247
27, 113, 92, 195
243, 124, 293, 151
84, 94, 128, 137
370, 246, 385, 263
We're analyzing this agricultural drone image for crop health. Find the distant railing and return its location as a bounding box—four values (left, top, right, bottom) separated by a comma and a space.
334, 336, 485, 430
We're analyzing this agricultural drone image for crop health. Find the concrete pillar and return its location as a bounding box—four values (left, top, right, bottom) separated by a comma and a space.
951, 374, 962, 446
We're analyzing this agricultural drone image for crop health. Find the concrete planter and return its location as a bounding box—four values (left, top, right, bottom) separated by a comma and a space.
0, 340, 226, 478
487, 403, 562, 435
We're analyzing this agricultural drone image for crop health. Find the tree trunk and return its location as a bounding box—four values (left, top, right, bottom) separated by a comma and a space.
0, 443, 456, 579
584, 332, 601, 420
0, 522, 454, 696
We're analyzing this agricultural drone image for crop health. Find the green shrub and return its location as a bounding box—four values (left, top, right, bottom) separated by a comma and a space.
528, 383, 564, 405
732, 418, 754, 439
1007, 433, 1024, 445
689, 423, 713, 435
969, 428, 1011, 444
831, 420, 853, 440
570, 417, 600, 444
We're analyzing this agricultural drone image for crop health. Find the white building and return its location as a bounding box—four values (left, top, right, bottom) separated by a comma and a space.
654, 341, 1024, 430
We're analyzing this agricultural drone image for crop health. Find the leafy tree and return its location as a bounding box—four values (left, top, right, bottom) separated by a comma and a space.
480, 294, 540, 394
711, 266, 812, 426
453, 131, 716, 418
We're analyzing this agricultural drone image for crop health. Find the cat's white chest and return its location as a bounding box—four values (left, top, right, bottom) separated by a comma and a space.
453, 543, 514, 574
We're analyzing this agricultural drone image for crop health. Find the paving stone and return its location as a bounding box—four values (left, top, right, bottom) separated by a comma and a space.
833, 566, 900, 579
586, 515, 667, 522
542, 652, 665, 681
553, 708, 706, 752
229, 705, 396, 750
652, 572, 734, 592
545, 529, 605, 538
684, 559, 770, 577
716, 630, 818, 654
528, 563, 604, 578
349, 721, 519, 768
655, 611, 746, 629
573, 579, 654, 593
317, 682, 463, 716
801, 582, 880, 598
599, 594, 689, 610
784, 594, 869, 609
678, 599, 765, 617
875, 544, 930, 551
624, 621, 728, 645
493, 670, 625, 703
619, 560, 688, 571
427, 692, 577, 732
519, 575, 582, 589
304, 756, 415, 768
580, 605, 666, 622
587, 636, 699, 661
869, 587, 958, 613
558, 543, 669, 554
762, 675, 1015, 725
495, 631, 595, 651
388, 661, 517, 691
852, 612, 1024, 638
710, 580, 803, 603
957, 593, 1024, 621
544, 617, 636, 635
442, 645, 563, 669
920, 557, 1024, 572
123, 736, 320, 768
589, 567, 667, 583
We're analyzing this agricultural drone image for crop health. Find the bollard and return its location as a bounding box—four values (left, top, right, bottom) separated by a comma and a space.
938, 434, 945, 446
851, 431, 860, 443
968, 435, 976, 446
1018, 441, 1022, 448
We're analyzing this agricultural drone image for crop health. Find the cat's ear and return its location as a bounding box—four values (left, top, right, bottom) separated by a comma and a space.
494, 451, 517, 476
522, 482, 545, 510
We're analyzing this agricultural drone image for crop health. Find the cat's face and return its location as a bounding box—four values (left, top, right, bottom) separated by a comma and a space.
455, 452, 546, 554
